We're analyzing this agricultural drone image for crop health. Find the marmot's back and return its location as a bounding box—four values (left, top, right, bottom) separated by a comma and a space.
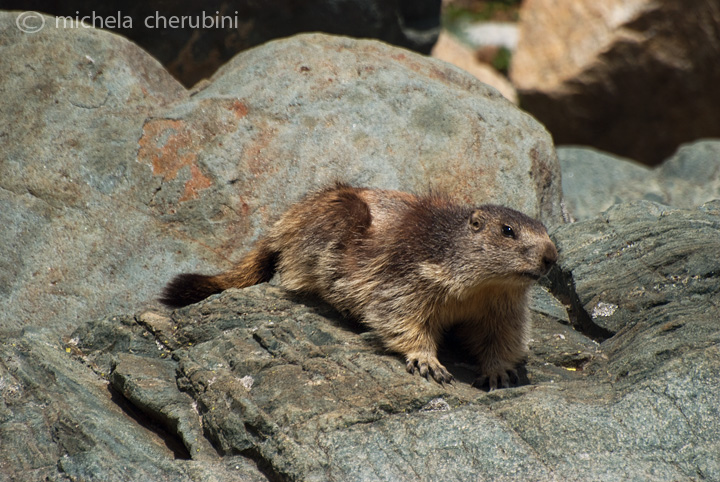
160, 183, 557, 389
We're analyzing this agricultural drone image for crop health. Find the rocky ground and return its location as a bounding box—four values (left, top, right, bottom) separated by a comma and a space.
1, 10, 719, 482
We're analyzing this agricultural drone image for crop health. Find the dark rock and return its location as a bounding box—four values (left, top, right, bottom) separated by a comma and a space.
7, 0, 442, 87
110, 352, 218, 459
511, 0, 720, 165
550, 199, 720, 364
60, 284, 591, 481
0, 324, 267, 481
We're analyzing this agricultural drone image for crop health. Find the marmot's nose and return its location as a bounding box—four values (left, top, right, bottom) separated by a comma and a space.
542, 242, 558, 271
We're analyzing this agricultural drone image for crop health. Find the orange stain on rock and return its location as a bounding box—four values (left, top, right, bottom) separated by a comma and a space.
230, 100, 249, 118
183, 164, 213, 201
242, 124, 277, 177
137, 119, 213, 201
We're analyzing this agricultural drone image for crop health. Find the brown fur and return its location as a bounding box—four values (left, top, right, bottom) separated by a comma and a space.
160, 183, 558, 389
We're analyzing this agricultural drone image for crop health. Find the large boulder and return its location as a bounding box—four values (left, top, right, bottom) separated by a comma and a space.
155, 30, 563, 247
1, 12, 187, 336
56, 286, 578, 481
510, 0, 720, 165
1, 12, 562, 336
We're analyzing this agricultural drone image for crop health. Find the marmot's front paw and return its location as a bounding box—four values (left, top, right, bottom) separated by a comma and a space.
406, 353, 454, 384
474, 368, 518, 391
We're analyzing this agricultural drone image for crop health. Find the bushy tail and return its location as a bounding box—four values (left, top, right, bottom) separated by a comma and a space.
159, 240, 278, 308
158, 273, 226, 308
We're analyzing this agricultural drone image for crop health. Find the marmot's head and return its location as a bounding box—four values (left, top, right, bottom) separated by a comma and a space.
452, 205, 557, 287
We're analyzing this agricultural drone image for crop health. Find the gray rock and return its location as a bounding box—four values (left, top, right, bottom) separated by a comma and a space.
175, 31, 562, 222
542, 200, 720, 480
656, 140, 720, 207
558, 140, 720, 220
57, 284, 588, 481
1, 13, 562, 338
557, 146, 661, 220
0, 12, 189, 336
550, 199, 720, 356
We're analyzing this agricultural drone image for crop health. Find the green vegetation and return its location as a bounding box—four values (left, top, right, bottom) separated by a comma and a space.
442, 0, 521, 28
491, 46, 512, 75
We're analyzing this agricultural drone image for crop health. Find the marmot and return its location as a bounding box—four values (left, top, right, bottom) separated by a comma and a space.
160, 183, 558, 390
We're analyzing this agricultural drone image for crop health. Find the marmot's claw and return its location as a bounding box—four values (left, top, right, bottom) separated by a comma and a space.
430, 365, 455, 385
474, 368, 518, 391
406, 355, 454, 385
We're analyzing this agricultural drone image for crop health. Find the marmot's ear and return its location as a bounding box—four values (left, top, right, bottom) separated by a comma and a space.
469, 210, 485, 231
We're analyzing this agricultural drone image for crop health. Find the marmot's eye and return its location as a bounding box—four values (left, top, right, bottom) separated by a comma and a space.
501, 225, 515, 238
